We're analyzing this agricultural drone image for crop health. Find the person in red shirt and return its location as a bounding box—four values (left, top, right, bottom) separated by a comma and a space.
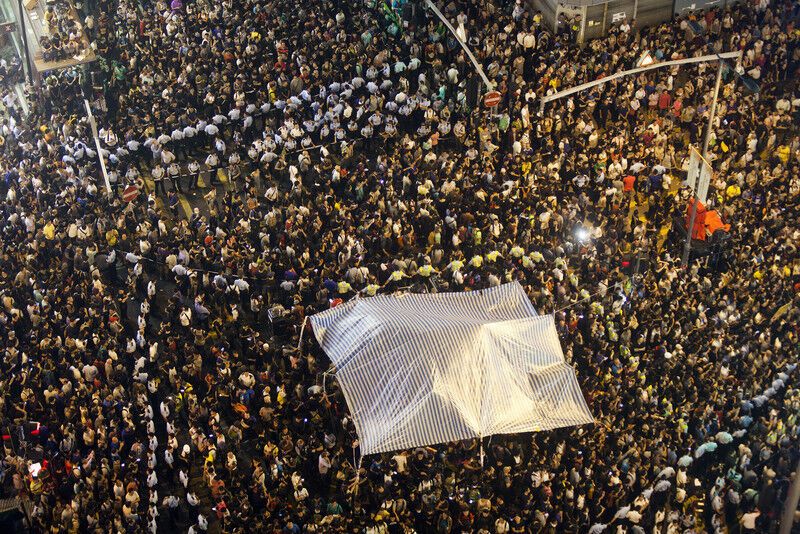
672, 97, 683, 117
623, 174, 636, 192
658, 90, 672, 111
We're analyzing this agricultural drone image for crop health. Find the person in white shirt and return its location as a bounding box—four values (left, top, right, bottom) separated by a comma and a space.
318, 451, 332, 477
102, 128, 118, 147
187, 160, 201, 190
214, 137, 226, 154
186, 491, 200, 507
164, 446, 174, 471
167, 162, 182, 193
183, 124, 197, 150
205, 153, 220, 185
162, 495, 179, 509
151, 165, 166, 196
179, 469, 189, 488
204, 123, 219, 136
740, 510, 760, 531
161, 148, 175, 166
124, 165, 140, 184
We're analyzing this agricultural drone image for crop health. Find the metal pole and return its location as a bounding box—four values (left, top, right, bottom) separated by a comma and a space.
16, 0, 33, 84
601, 2, 608, 35
579, 6, 587, 45
554, 4, 562, 34
424, 0, 494, 91
475, 86, 482, 149
682, 59, 722, 267
84, 99, 113, 194
779, 458, 800, 534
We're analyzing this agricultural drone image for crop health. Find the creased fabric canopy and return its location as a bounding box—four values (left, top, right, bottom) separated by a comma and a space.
310, 282, 593, 455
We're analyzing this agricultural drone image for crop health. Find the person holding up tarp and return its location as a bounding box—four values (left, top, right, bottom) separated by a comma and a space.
686, 198, 707, 241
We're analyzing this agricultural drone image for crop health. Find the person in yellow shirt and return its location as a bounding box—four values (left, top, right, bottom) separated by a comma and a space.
387, 270, 406, 283
383, 269, 408, 292
363, 283, 380, 296
776, 144, 790, 164
43, 221, 56, 240
725, 183, 741, 199
337, 280, 353, 294
106, 228, 119, 246
521, 255, 534, 270
417, 264, 435, 277
447, 258, 465, 272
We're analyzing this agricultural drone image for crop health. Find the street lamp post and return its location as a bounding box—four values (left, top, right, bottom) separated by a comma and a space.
681, 58, 723, 267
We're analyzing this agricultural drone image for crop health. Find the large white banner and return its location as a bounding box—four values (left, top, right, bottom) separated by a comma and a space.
310, 283, 593, 455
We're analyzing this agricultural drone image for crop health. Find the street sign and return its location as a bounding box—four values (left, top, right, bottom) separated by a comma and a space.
483, 90, 501, 108
122, 184, 139, 202
686, 147, 701, 191
697, 161, 712, 204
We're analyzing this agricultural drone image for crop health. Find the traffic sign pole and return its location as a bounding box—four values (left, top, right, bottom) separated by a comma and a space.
122, 185, 139, 203
483, 91, 501, 108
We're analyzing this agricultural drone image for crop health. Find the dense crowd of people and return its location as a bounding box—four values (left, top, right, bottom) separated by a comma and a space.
0, 0, 799, 532
39, 0, 92, 64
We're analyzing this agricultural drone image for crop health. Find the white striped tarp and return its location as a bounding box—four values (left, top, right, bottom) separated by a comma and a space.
310, 282, 594, 455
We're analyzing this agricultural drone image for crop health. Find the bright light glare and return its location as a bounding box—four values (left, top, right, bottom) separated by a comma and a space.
575, 228, 590, 242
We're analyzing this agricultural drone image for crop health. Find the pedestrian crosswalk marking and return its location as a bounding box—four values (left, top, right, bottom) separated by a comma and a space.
141, 173, 170, 215
137, 164, 239, 223
179, 196, 193, 220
